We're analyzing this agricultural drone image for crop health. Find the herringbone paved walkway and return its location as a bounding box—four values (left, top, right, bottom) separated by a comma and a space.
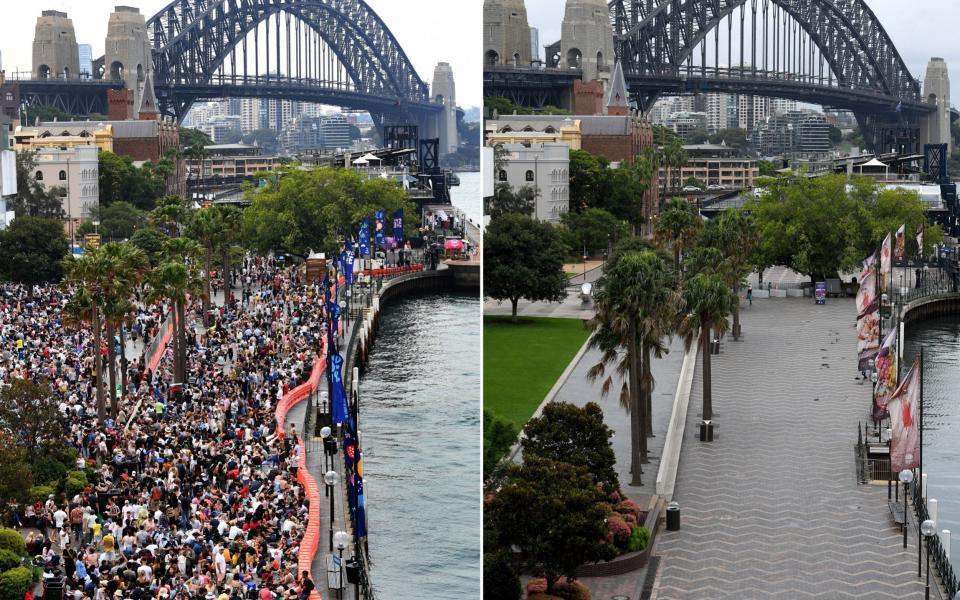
654, 298, 928, 599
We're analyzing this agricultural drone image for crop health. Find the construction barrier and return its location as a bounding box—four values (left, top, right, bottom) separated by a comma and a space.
356, 264, 424, 279
274, 337, 328, 600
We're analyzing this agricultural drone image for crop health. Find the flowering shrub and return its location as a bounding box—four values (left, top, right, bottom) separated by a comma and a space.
606, 514, 632, 547
615, 499, 643, 520
527, 578, 592, 600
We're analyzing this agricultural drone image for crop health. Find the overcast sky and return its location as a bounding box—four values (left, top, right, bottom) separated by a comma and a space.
1, 1, 481, 109
525, 0, 960, 103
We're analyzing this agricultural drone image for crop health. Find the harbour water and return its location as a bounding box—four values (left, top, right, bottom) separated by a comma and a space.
359, 292, 481, 599
451, 171, 482, 227
904, 317, 960, 559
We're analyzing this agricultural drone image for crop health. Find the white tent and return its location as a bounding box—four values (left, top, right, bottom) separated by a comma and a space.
352, 157, 369, 165
361, 153, 382, 163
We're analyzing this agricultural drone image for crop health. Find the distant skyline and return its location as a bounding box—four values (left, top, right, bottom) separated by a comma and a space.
524, 0, 960, 104
2, 1, 481, 109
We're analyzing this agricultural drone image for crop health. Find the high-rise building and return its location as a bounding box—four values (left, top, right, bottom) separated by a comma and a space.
530, 27, 540, 63
787, 110, 831, 154
320, 114, 352, 150
240, 98, 261, 133
738, 95, 771, 131
705, 93, 729, 134
78, 44, 92, 79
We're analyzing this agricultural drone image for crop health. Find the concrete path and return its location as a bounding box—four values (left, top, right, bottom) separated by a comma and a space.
653, 298, 926, 599
484, 290, 596, 320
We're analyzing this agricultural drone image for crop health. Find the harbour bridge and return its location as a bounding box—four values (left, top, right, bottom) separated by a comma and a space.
484, 0, 952, 154
5, 0, 456, 145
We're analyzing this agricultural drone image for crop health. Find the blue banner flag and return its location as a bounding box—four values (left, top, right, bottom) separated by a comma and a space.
328, 300, 341, 334
331, 352, 350, 425
392, 209, 404, 243
359, 219, 370, 258
374, 210, 385, 248
355, 459, 367, 539
344, 240, 354, 284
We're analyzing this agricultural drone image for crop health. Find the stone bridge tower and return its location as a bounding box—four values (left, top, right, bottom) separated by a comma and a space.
921, 57, 952, 154
32, 10, 80, 79
483, 0, 532, 67
432, 63, 459, 156
105, 6, 154, 116
561, 0, 615, 84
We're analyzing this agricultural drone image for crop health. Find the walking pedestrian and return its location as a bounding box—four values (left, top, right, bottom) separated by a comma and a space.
747, 286, 753, 306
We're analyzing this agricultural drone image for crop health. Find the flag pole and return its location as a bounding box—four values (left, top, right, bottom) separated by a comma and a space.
919, 347, 924, 578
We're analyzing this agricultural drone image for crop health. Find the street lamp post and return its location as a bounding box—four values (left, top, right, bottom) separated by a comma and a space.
339, 299, 347, 335
324, 470, 340, 552
886, 428, 893, 500
320, 425, 332, 473
922, 519, 936, 598
900, 469, 914, 549
333, 530, 350, 598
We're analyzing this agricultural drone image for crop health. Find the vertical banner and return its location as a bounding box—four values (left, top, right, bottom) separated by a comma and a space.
856, 255, 879, 369
889, 357, 921, 473
873, 327, 898, 419
355, 454, 367, 539
393, 209, 404, 244
880, 233, 892, 293
375, 210, 385, 248
916, 225, 924, 258
331, 352, 350, 426
894, 224, 906, 262
358, 219, 370, 258
328, 300, 341, 334
343, 240, 354, 285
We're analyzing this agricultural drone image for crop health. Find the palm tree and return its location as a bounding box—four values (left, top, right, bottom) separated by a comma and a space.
146, 238, 203, 385
214, 205, 244, 295
678, 273, 736, 437
654, 198, 702, 274
699, 210, 758, 341
589, 250, 678, 484
186, 207, 220, 323
661, 139, 688, 195
63, 249, 116, 423
149, 195, 189, 237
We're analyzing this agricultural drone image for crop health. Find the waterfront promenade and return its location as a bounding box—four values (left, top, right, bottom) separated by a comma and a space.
653, 298, 926, 599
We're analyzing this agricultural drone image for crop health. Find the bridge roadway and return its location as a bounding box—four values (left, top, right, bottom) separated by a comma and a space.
652, 297, 927, 599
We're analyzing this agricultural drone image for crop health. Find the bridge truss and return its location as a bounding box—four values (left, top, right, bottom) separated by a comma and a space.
609, 0, 934, 153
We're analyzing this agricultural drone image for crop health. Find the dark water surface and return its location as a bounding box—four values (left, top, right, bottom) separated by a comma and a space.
904, 316, 960, 559
359, 292, 481, 599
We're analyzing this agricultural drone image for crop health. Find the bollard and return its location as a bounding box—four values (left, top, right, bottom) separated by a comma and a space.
943, 530, 951, 561
922, 472, 928, 500
930, 498, 939, 526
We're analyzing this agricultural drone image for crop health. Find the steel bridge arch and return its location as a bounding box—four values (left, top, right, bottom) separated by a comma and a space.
610, 0, 920, 105
147, 0, 431, 118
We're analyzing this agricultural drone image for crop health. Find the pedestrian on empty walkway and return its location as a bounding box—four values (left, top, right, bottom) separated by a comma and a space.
747, 286, 753, 306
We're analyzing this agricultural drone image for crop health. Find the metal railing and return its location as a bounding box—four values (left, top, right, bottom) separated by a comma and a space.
913, 481, 959, 597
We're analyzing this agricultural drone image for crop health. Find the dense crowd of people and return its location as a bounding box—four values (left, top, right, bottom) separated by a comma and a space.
4, 257, 330, 600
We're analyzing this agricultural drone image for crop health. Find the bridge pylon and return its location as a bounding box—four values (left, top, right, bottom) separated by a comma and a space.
32, 10, 80, 80
431, 63, 459, 155
921, 58, 952, 155
561, 0, 614, 85
105, 6, 154, 117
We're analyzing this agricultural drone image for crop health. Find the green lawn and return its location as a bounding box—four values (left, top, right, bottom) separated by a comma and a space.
484, 316, 591, 430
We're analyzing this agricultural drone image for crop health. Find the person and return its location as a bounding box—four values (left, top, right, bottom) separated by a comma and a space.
746, 286, 753, 306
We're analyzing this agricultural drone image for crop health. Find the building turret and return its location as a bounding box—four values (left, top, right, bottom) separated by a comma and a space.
32, 10, 81, 79
606, 61, 629, 116
105, 6, 154, 114
560, 0, 615, 84
483, 0, 533, 67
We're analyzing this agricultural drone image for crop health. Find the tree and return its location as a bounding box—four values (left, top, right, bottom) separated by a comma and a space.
654, 198, 702, 273
242, 129, 280, 153
485, 185, 537, 219
521, 402, 619, 491
149, 195, 191, 237
99, 201, 146, 240
9, 151, 66, 219
661, 139, 688, 193
0, 379, 62, 452
0, 216, 69, 285
483, 551, 521, 600
699, 209, 758, 340
0, 440, 32, 507
186, 207, 222, 322
98, 151, 163, 210
560, 208, 627, 257
129, 228, 167, 265
243, 167, 414, 258
487, 457, 609, 594
709, 128, 749, 152
828, 124, 843, 145
594, 155, 657, 230
568, 149, 604, 212
483, 410, 517, 480
757, 159, 780, 177
484, 214, 568, 322
589, 250, 678, 483
179, 127, 213, 148
678, 273, 736, 429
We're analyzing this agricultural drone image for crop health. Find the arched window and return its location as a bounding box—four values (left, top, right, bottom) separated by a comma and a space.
498, 170, 508, 182
525, 170, 534, 182
522, 126, 534, 132
597, 52, 604, 70
513, 53, 521, 66
566, 48, 582, 69
59, 170, 67, 181
499, 126, 513, 133
544, 126, 557, 134
35, 171, 43, 181
485, 50, 500, 66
